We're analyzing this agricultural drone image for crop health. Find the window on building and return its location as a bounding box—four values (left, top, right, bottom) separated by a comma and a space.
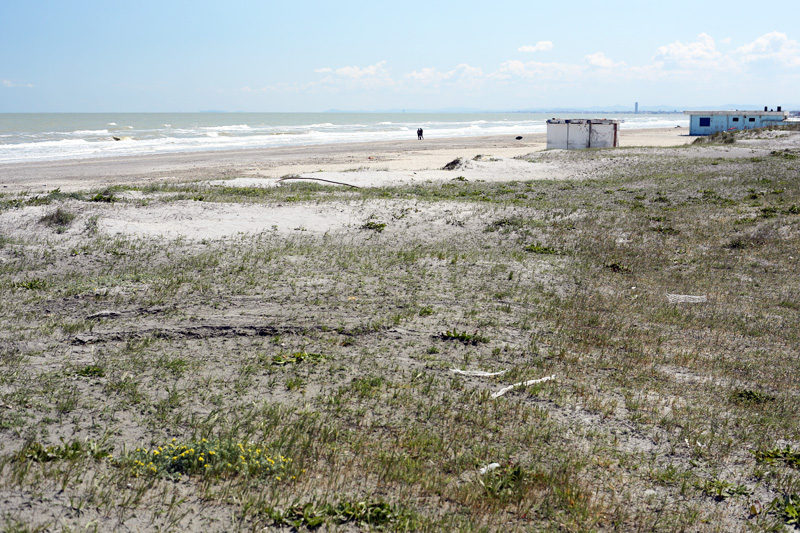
749, 117, 756, 122
732, 117, 739, 122
699, 117, 711, 127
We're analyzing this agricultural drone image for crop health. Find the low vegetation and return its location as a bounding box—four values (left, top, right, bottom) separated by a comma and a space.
0, 134, 799, 530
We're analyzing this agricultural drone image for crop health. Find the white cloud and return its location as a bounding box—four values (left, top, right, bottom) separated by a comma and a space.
518, 41, 553, 53
735, 31, 800, 67
405, 63, 484, 86
646, 31, 800, 82
313, 61, 395, 90
491, 59, 583, 81
259, 30, 798, 106
585, 52, 624, 69
653, 33, 740, 71
3, 80, 33, 88
652, 32, 743, 76
655, 32, 720, 62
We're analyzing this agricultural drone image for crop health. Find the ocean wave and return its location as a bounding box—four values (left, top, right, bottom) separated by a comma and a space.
201, 124, 252, 132
72, 129, 109, 135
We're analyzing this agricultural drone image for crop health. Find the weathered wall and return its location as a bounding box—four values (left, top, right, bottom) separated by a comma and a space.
546, 121, 618, 149
589, 124, 617, 148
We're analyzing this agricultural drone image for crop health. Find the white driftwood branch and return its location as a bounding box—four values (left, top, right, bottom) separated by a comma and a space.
491, 375, 555, 398
277, 176, 361, 189
479, 462, 501, 474
450, 369, 507, 377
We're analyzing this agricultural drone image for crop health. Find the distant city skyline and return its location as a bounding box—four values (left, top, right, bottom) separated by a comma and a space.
2, 0, 799, 112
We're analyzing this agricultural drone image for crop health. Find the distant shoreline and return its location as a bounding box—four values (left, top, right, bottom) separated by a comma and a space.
0, 127, 691, 193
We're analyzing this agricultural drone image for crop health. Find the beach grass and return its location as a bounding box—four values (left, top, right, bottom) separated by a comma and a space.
0, 133, 799, 530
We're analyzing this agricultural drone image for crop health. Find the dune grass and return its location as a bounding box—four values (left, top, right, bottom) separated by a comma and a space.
0, 138, 799, 530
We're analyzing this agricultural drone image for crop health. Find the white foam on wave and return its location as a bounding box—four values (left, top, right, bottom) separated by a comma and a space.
201, 124, 252, 132
72, 129, 109, 135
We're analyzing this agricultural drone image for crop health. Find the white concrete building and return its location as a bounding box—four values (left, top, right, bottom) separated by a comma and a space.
683, 108, 787, 135
546, 119, 620, 149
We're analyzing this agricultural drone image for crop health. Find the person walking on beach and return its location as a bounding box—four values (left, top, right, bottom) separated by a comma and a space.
417, 128, 424, 140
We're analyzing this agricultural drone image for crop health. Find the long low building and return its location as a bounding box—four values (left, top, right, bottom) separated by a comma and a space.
546, 119, 620, 149
684, 108, 787, 135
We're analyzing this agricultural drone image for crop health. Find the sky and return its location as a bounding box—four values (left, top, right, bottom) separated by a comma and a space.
1, 0, 799, 112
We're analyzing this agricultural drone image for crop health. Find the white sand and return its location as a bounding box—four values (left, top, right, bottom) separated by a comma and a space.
0, 128, 691, 194
0, 127, 699, 241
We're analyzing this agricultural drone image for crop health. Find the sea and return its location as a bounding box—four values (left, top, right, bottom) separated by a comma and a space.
0, 112, 689, 165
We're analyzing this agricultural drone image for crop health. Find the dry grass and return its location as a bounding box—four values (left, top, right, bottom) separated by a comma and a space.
0, 132, 799, 531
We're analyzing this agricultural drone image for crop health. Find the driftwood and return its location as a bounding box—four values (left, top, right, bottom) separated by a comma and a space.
479, 463, 501, 474
491, 375, 555, 398
277, 176, 361, 189
450, 368, 507, 377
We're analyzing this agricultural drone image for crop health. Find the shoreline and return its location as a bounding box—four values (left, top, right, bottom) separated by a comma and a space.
0, 127, 691, 193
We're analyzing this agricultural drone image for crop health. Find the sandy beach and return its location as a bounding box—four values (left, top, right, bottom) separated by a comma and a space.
0, 127, 692, 193
1, 124, 800, 530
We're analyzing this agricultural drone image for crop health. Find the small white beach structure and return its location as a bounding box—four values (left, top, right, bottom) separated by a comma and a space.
683, 108, 788, 135
546, 119, 620, 150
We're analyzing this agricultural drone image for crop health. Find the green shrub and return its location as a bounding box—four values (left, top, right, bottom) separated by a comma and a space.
439, 329, 489, 345
269, 500, 416, 530
119, 438, 298, 481
524, 243, 559, 254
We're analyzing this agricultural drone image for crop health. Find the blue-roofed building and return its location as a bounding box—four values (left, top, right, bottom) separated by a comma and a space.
684, 108, 787, 135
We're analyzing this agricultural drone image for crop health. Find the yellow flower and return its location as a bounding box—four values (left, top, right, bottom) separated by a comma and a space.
198, 456, 204, 462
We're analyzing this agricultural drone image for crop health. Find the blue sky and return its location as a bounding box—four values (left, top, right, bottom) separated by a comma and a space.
2, 0, 799, 112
